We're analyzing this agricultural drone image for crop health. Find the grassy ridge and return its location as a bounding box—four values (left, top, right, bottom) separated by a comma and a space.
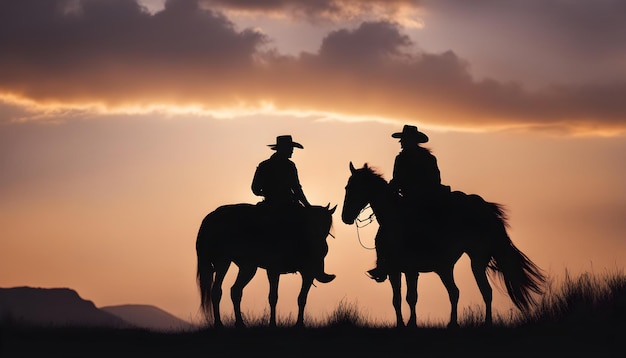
2, 269, 624, 357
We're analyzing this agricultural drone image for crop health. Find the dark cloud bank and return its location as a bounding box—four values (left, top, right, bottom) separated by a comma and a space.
1, 0, 625, 134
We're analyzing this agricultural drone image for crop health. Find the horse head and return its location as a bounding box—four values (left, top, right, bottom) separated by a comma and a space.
342, 162, 382, 225
305, 203, 337, 243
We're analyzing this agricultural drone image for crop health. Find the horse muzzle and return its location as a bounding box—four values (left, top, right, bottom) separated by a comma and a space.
341, 211, 356, 225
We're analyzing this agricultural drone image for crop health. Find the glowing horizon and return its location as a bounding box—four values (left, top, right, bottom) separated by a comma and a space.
3, 94, 625, 137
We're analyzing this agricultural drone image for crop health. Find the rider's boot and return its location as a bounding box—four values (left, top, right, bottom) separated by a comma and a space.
366, 259, 387, 283
316, 272, 336, 283
314, 260, 335, 283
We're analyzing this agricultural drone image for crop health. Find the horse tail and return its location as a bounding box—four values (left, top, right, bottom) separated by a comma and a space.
196, 215, 215, 322
487, 202, 546, 312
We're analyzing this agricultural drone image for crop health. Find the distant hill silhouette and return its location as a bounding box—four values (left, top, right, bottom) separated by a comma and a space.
100, 304, 196, 332
0, 287, 195, 331
0, 286, 129, 328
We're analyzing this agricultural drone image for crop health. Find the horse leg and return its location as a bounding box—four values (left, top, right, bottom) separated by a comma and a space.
231, 265, 257, 328
405, 271, 419, 328
437, 267, 459, 328
211, 260, 231, 328
295, 274, 314, 328
388, 272, 404, 328
471, 257, 493, 325
266, 269, 280, 328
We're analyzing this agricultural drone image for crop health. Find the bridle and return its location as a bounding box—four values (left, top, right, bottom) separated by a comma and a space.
355, 204, 376, 250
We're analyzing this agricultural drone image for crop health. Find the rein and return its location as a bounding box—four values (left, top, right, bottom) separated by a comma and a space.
355, 204, 376, 250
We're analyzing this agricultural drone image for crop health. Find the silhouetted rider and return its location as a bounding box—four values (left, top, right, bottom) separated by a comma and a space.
389, 125, 442, 201
252, 135, 311, 208
368, 125, 447, 282
252, 135, 335, 284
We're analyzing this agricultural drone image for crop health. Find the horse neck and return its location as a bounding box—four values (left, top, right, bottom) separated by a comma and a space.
367, 182, 395, 227
307, 208, 332, 236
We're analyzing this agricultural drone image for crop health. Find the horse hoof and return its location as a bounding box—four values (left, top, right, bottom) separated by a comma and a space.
235, 321, 246, 329
447, 321, 459, 329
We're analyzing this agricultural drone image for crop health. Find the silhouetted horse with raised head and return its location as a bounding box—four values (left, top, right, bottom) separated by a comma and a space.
342, 162, 545, 328
196, 203, 336, 328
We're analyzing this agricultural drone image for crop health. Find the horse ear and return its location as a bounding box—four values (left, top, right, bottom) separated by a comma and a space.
349, 161, 356, 173
324, 203, 330, 209
329, 205, 337, 214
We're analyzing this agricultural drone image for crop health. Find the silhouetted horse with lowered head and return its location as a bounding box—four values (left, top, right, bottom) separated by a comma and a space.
196, 203, 336, 328
342, 162, 545, 328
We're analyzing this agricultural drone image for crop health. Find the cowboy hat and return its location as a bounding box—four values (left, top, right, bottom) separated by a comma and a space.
391, 125, 429, 143
268, 135, 304, 150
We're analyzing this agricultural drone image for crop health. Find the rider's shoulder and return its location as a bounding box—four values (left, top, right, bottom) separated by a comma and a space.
256, 158, 271, 168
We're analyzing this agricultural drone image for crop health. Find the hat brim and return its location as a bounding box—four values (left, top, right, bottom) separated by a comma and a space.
268, 142, 304, 150
392, 131, 429, 143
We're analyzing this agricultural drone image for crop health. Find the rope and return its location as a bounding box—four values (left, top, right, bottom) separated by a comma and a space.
355, 205, 376, 250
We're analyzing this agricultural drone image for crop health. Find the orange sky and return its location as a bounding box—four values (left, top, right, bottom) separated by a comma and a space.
1, 0, 625, 325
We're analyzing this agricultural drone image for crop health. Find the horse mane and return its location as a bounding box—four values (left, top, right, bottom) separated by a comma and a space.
361, 163, 388, 183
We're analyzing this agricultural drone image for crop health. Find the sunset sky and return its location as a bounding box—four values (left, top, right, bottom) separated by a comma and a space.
1, 0, 625, 325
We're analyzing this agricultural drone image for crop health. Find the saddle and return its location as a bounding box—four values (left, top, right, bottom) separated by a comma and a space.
393, 186, 455, 246
256, 200, 306, 221
253, 202, 313, 246
397, 184, 450, 215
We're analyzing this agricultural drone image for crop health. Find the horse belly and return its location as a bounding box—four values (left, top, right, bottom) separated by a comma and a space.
231, 238, 303, 274
398, 245, 462, 273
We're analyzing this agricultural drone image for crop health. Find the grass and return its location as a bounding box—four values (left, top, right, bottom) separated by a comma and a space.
2, 269, 625, 357
515, 268, 626, 328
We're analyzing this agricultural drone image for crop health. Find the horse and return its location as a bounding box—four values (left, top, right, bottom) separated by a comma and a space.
196, 203, 337, 328
341, 162, 545, 328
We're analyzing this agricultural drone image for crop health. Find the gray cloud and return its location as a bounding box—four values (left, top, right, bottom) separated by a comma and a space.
318, 22, 414, 65
418, 0, 626, 87
0, 0, 266, 100
0, 0, 625, 134
433, 0, 626, 56
272, 23, 625, 132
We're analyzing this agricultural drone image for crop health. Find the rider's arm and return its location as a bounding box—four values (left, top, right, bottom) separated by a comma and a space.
293, 185, 311, 207
429, 154, 442, 185
251, 164, 264, 196
389, 154, 402, 194
290, 163, 311, 207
